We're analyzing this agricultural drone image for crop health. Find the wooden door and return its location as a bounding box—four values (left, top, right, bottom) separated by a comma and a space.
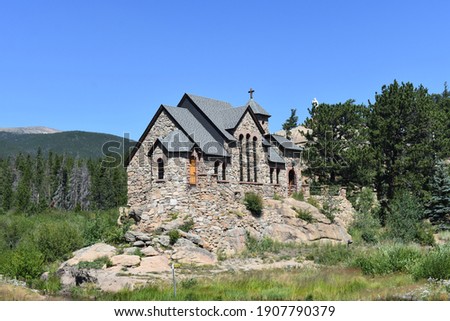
189, 156, 197, 185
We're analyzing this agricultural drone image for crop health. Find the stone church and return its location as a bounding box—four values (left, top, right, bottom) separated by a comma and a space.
126, 90, 305, 216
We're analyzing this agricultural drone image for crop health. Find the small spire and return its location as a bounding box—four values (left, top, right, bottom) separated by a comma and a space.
248, 87, 255, 99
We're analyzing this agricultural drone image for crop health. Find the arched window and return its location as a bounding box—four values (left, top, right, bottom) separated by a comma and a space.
253, 137, 257, 182
270, 167, 274, 184
239, 135, 244, 181
246, 134, 251, 182
157, 158, 164, 180
276, 168, 280, 185
222, 162, 226, 181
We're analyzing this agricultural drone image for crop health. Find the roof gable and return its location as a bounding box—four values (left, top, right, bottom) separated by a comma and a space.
246, 98, 271, 117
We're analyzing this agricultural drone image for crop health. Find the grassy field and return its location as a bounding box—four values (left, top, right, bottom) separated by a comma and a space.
71, 267, 426, 301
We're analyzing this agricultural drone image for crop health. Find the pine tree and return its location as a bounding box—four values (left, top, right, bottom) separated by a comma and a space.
369, 80, 437, 206
282, 108, 298, 139
425, 160, 450, 224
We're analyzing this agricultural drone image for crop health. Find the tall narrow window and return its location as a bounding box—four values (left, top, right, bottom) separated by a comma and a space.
239, 135, 244, 181
222, 162, 226, 181
253, 137, 257, 182
189, 156, 197, 185
214, 160, 220, 177
270, 167, 274, 184
246, 134, 251, 182
157, 158, 164, 180
276, 168, 280, 185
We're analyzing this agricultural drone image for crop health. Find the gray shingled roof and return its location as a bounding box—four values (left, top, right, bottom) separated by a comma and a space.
163, 105, 229, 156
185, 94, 236, 141
218, 106, 248, 129
158, 129, 195, 152
187, 93, 233, 110
262, 136, 271, 147
268, 134, 303, 151
246, 99, 271, 117
268, 146, 285, 163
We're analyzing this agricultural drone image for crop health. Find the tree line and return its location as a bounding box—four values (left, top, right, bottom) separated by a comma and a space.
0, 149, 127, 214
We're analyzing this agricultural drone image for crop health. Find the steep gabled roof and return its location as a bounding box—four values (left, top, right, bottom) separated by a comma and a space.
163, 105, 228, 157
246, 98, 271, 117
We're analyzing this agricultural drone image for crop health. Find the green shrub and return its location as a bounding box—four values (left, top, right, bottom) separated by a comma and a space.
34, 221, 83, 262
245, 234, 283, 255
321, 194, 338, 223
386, 190, 424, 243
273, 193, 283, 201
179, 218, 195, 232
348, 188, 381, 244
83, 211, 130, 245
292, 207, 315, 223
352, 244, 422, 276
415, 222, 436, 246
78, 256, 112, 269
309, 243, 352, 265
168, 229, 180, 245
244, 192, 263, 217
412, 246, 450, 280
6, 244, 45, 282
292, 191, 305, 201
307, 197, 320, 209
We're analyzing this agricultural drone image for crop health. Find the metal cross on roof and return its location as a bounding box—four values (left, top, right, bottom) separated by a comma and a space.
248, 88, 255, 99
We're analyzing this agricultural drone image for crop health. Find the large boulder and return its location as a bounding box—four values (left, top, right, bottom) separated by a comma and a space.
130, 256, 171, 274
110, 255, 141, 267
64, 243, 116, 267
223, 228, 247, 254
172, 246, 217, 266
140, 246, 159, 257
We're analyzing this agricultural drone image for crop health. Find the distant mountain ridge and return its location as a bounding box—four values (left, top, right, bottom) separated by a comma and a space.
0, 126, 62, 134
0, 128, 135, 159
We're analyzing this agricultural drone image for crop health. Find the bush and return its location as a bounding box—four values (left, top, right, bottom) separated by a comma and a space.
352, 244, 422, 276
168, 229, 180, 245
179, 218, 195, 232
34, 221, 84, 262
244, 192, 263, 217
386, 190, 424, 243
78, 256, 112, 269
412, 246, 450, 280
348, 187, 381, 244
306, 197, 320, 209
308, 243, 352, 265
245, 234, 283, 255
6, 244, 45, 282
292, 207, 314, 223
273, 193, 283, 201
83, 210, 130, 245
292, 191, 304, 201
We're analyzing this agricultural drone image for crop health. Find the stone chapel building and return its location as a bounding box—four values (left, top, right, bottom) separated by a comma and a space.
126, 90, 304, 215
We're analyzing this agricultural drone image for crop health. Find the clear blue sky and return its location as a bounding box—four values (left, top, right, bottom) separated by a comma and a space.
1, 0, 449, 140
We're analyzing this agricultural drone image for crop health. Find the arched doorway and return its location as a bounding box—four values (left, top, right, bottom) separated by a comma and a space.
288, 169, 296, 195
189, 156, 197, 185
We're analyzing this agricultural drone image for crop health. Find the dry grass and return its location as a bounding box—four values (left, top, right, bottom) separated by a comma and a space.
0, 283, 45, 301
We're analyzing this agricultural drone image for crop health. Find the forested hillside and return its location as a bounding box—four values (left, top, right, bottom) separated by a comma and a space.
0, 130, 134, 159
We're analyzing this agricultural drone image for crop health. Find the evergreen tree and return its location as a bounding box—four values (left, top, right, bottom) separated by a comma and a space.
303, 99, 375, 187
282, 108, 298, 139
425, 160, 450, 224
369, 80, 437, 208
